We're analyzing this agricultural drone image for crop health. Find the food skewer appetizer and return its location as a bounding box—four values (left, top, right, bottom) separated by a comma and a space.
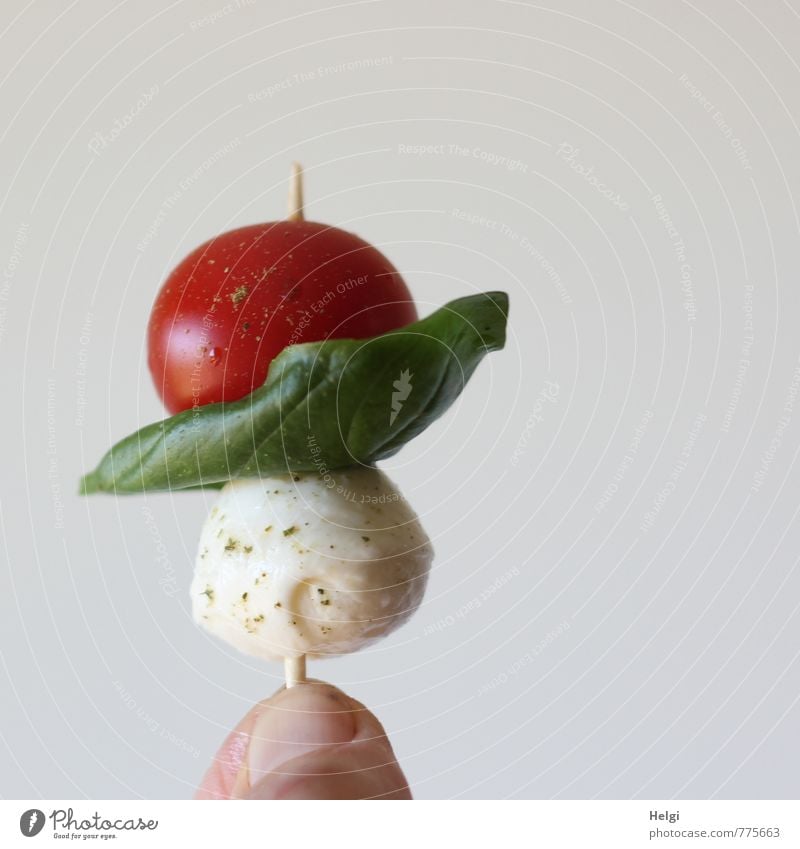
82, 164, 508, 689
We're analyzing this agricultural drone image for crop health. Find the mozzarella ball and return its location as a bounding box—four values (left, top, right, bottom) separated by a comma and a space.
191, 467, 432, 661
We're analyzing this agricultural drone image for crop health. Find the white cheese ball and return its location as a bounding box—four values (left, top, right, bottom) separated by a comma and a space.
191, 467, 432, 661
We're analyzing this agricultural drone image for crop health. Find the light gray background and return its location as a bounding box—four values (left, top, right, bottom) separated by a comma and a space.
1, 0, 799, 800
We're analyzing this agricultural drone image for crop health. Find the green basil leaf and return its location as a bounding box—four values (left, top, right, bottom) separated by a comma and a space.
80, 291, 508, 495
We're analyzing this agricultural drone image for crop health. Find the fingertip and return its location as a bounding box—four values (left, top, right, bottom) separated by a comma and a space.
196, 681, 409, 800
243, 682, 360, 789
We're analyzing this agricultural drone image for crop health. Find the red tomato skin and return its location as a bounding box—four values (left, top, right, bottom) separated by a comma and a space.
147, 221, 417, 414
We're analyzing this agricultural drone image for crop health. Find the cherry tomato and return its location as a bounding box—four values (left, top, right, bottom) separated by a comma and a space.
147, 221, 417, 413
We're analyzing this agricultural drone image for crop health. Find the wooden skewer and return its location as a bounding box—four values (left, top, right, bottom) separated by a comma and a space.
283, 160, 306, 689
286, 161, 304, 222
284, 654, 307, 688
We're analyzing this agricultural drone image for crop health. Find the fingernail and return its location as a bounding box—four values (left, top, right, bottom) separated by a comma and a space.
270, 741, 413, 800
244, 683, 358, 788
